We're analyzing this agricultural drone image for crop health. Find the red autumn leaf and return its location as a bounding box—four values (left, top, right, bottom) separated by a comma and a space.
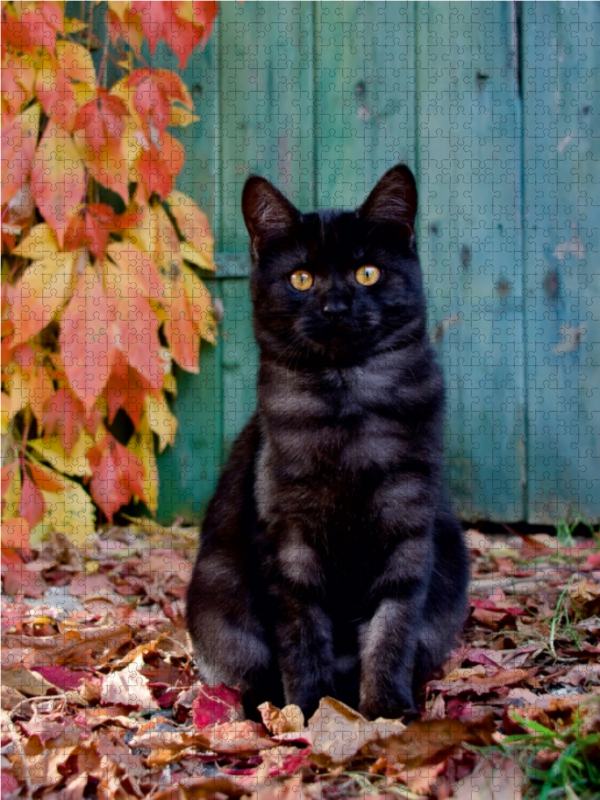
29, 665, 84, 692
74, 90, 128, 153
1, 2, 63, 56
87, 433, 148, 521
127, 2, 217, 69
31, 120, 85, 247
35, 54, 79, 129
1, 105, 39, 204
64, 203, 120, 258
104, 355, 150, 427
72, 90, 129, 203
59, 265, 118, 411
127, 69, 192, 134
1, 462, 18, 499
192, 684, 244, 730
135, 144, 174, 200
19, 469, 46, 527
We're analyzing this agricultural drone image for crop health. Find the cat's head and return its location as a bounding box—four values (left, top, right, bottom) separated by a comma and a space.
242, 165, 426, 367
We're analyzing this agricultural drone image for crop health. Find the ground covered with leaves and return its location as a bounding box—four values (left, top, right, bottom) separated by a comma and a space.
2, 524, 600, 800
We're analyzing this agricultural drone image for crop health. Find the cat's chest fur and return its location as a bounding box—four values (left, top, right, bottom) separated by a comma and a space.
254, 346, 442, 535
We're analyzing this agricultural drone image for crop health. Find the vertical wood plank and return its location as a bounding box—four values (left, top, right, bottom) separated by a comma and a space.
219, 1, 315, 252
416, 2, 525, 521
220, 277, 259, 461
521, 2, 600, 524
314, 1, 417, 208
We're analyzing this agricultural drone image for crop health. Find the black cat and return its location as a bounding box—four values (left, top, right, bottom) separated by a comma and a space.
186, 165, 469, 721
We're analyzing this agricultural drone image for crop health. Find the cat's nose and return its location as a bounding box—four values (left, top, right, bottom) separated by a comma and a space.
322, 298, 349, 320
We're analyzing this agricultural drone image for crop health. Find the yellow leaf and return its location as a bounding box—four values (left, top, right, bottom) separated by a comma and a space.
30, 476, 96, 548
1, 391, 15, 434
71, 81, 96, 109
2, 362, 52, 419
55, 42, 96, 89
125, 202, 181, 272
168, 190, 215, 270
170, 107, 200, 127
180, 263, 217, 344
107, 1, 131, 21
12, 224, 59, 259
147, 393, 177, 453
28, 435, 93, 478
64, 17, 88, 34
180, 241, 215, 271
129, 415, 158, 514
163, 371, 177, 397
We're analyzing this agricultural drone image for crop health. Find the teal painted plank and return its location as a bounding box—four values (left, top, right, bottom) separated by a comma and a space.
219, 1, 315, 252
416, 2, 525, 521
314, 1, 417, 208
220, 279, 259, 460
521, 2, 600, 524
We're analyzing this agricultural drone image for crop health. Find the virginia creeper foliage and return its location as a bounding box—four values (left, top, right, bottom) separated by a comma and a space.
1, 0, 219, 585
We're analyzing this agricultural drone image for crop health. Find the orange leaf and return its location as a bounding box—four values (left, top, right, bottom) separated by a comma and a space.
106, 242, 163, 302
134, 145, 172, 201
1, 104, 40, 204
31, 120, 85, 247
19, 470, 46, 527
27, 461, 66, 494
104, 277, 165, 390
59, 264, 118, 410
163, 272, 200, 372
0, 517, 31, 554
7, 253, 75, 344
41, 387, 85, 453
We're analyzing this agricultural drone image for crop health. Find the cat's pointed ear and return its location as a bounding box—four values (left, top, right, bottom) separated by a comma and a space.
359, 164, 418, 237
242, 176, 300, 257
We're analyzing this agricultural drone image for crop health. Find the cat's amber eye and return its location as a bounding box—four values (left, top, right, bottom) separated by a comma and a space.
355, 265, 381, 286
290, 270, 313, 291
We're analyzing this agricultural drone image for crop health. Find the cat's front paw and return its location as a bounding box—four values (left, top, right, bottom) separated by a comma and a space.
359, 687, 418, 721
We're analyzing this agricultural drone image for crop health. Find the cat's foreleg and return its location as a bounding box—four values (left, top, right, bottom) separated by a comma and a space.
274, 594, 336, 717
358, 535, 432, 719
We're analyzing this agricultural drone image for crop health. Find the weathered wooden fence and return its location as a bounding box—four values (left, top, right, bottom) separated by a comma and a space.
152, 1, 600, 525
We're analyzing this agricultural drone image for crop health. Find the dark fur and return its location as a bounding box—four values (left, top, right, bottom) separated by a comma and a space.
186, 165, 469, 720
